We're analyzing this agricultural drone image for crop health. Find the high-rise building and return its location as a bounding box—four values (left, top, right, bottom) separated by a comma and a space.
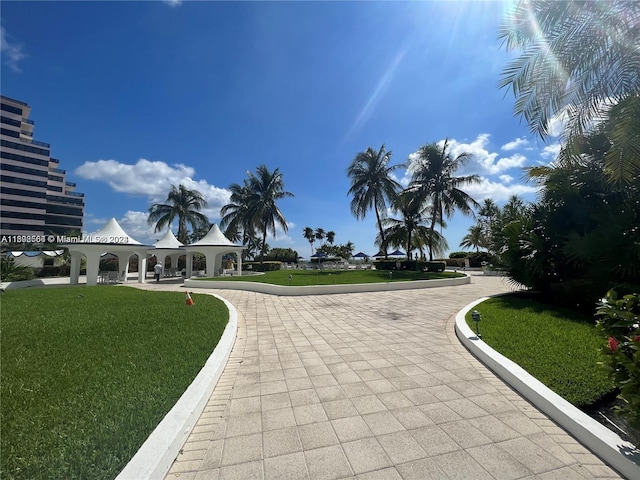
1, 95, 84, 240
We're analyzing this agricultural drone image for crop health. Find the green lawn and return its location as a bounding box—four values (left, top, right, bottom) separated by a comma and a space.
466, 294, 613, 407
0, 286, 228, 480
200, 268, 464, 285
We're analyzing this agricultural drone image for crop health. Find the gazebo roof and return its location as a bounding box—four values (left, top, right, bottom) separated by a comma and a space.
86, 218, 142, 245
154, 230, 183, 249
189, 224, 239, 247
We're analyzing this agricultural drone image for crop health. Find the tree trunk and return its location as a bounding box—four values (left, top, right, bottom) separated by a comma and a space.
374, 198, 387, 258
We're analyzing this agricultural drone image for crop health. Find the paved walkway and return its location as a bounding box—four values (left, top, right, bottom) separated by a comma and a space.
134, 276, 621, 479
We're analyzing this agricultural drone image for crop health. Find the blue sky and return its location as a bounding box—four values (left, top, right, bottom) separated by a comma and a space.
1, 0, 561, 258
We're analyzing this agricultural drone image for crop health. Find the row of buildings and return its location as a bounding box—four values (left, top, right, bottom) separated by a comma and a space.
1, 95, 85, 241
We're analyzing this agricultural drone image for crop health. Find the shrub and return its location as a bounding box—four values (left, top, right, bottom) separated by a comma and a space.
373, 260, 446, 272
449, 251, 469, 259
0, 257, 34, 282
596, 290, 640, 430
424, 261, 446, 272
243, 261, 282, 272
263, 248, 299, 263
468, 251, 493, 267
441, 258, 466, 268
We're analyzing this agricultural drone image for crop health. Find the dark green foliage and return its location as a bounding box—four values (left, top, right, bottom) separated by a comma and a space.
317, 242, 356, 260
0, 257, 34, 281
243, 261, 282, 272
493, 132, 640, 311
1, 287, 228, 480
373, 260, 445, 272
263, 248, 299, 263
468, 251, 493, 268
466, 295, 614, 407
596, 290, 640, 430
449, 251, 469, 259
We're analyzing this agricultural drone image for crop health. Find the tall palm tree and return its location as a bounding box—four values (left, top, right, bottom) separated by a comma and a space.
499, 0, 640, 183
148, 184, 209, 244
347, 144, 402, 258
407, 140, 481, 260
220, 183, 253, 243
315, 228, 326, 247
326, 231, 336, 245
244, 165, 294, 262
303, 227, 316, 255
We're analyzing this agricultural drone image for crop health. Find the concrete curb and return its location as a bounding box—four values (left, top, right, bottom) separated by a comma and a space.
185, 273, 470, 295
116, 293, 238, 480
455, 296, 640, 480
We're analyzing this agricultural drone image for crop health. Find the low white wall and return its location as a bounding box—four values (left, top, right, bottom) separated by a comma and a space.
185, 274, 470, 295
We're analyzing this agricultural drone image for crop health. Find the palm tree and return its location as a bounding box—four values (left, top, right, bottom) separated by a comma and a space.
460, 224, 484, 253
407, 140, 481, 260
244, 165, 294, 262
303, 227, 316, 255
315, 228, 326, 247
347, 144, 402, 258
148, 184, 209, 244
380, 190, 433, 260
326, 231, 336, 245
220, 183, 254, 243
499, 0, 640, 183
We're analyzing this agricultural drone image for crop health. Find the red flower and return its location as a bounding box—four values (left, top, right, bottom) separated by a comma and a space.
608, 337, 620, 352
633, 336, 640, 343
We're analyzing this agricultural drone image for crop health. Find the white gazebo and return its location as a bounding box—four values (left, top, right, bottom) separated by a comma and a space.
183, 224, 245, 277
148, 229, 184, 277
62, 218, 153, 286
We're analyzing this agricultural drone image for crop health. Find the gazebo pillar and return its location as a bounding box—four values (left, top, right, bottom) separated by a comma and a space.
85, 251, 101, 286
116, 254, 130, 282
137, 250, 148, 283
236, 252, 242, 275
169, 253, 181, 272
70, 251, 83, 285
186, 252, 194, 278
205, 252, 217, 277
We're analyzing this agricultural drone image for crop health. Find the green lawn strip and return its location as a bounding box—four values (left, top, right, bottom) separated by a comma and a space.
466, 294, 614, 407
199, 269, 464, 286
1, 286, 228, 480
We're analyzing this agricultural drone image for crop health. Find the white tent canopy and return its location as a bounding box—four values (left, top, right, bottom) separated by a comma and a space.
148, 230, 184, 277
183, 224, 245, 277
61, 218, 152, 286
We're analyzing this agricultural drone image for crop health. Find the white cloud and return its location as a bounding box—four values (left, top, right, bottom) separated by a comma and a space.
501, 137, 529, 151
540, 143, 561, 161
464, 177, 538, 202
547, 112, 568, 138
435, 134, 527, 176
117, 211, 159, 244
75, 158, 231, 219
163, 0, 183, 7
499, 174, 513, 184
1, 25, 26, 72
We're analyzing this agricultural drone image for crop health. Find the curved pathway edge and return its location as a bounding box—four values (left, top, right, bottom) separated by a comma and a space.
455, 296, 640, 479
116, 293, 239, 480
184, 273, 470, 295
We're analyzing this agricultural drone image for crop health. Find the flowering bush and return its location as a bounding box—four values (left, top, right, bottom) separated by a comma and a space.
596, 291, 640, 429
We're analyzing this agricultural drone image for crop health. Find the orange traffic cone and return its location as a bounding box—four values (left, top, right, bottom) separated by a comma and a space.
185, 291, 195, 306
